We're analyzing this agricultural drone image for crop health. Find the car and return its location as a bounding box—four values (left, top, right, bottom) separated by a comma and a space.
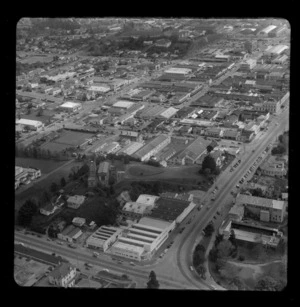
236, 184, 240, 188
130, 262, 135, 266
190, 266, 194, 271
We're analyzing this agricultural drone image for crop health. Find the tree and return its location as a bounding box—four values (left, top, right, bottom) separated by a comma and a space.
60, 177, 66, 187
206, 145, 214, 153
18, 199, 38, 227
50, 182, 59, 193
41, 191, 51, 203
229, 230, 238, 249
203, 223, 214, 237
254, 276, 281, 291
36, 108, 44, 117
202, 155, 217, 174
214, 234, 224, 247
209, 247, 218, 262
217, 240, 234, 258
147, 271, 160, 289
196, 265, 207, 279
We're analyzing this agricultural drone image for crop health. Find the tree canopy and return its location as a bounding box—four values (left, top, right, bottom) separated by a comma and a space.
202, 155, 217, 173
147, 271, 160, 289
18, 199, 38, 227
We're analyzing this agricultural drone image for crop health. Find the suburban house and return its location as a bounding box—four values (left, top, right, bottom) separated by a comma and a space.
40, 203, 58, 216
48, 263, 77, 287
72, 217, 86, 227
67, 195, 86, 209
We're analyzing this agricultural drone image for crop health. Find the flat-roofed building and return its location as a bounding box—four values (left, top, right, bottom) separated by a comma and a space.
59, 101, 82, 113
16, 118, 44, 131
235, 194, 286, 223
72, 217, 86, 227
110, 216, 174, 261
259, 155, 287, 178
240, 58, 257, 71
228, 204, 244, 221
150, 197, 196, 224
86, 226, 123, 252
133, 135, 171, 161
119, 130, 141, 142
164, 67, 192, 75
158, 107, 178, 119
122, 201, 155, 221
88, 85, 111, 93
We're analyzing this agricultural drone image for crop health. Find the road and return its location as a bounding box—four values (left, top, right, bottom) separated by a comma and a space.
14, 232, 197, 289
143, 105, 289, 289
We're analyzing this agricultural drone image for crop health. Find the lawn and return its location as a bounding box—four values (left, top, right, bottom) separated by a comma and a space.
54, 130, 94, 146
41, 142, 73, 152
15, 157, 66, 174
127, 164, 165, 177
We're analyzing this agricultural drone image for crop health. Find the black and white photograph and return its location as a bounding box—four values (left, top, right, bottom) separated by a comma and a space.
14, 17, 289, 291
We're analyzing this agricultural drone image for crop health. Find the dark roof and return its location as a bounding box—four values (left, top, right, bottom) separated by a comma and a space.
149, 197, 191, 222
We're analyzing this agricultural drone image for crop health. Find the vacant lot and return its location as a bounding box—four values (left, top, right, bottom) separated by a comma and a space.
22, 110, 56, 125
15, 158, 66, 174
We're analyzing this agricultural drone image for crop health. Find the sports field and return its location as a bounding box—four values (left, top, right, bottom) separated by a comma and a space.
41, 130, 95, 152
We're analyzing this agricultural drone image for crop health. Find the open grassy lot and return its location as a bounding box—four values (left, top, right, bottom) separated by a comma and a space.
41, 142, 72, 152
54, 130, 94, 146
15, 157, 66, 174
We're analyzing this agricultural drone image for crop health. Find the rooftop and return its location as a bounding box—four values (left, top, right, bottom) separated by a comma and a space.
60, 101, 82, 108
236, 194, 285, 211
113, 100, 135, 109
48, 262, 75, 279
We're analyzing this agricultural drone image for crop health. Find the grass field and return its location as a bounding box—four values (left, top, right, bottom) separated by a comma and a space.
54, 130, 94, 146
15, 158, 66, 174
41, 142, 72, 152
22, 110, 55, 124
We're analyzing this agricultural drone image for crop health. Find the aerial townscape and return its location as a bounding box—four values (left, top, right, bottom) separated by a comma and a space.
15, 17, 289, 290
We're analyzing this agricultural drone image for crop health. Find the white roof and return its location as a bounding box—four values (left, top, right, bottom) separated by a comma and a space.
123, 202, 152, 214
236, 194, 285, 211
113, 100, 134, 109
112, 241, 144, 254
67, 195, 86, 204
159, 107, 178, 119
136, 195, 160, 206
261, 25, 277, 34
164, 67, 192, 75
60, 101, 82, 108
16, 118, 43, 127
89, 85, 110, 92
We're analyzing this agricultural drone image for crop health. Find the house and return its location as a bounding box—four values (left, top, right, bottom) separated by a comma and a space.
222, 129, 240, 140
117, 191, 132, 206
205, 127, 223, 138
40, 203, 58, 216
48, 263, 77, 287
210, 150, 226, 168
72, 217, 86, 227
67, 195, 86, 209
238, 129, 255, 143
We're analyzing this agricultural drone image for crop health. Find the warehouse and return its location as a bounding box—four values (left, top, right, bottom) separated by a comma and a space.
133, 134, 171, 161
137, 105, 166, 119
264, 44, 289, 55
117, 142, 144, 156
260, 25, 277, 35
57, 225, 82, 243
16, 118, 44, 131
86, 226, 123, 252
164, 67, 192, 75
158, 107, 178, 119
109, 216, 174, 261
59, 101, 82, 113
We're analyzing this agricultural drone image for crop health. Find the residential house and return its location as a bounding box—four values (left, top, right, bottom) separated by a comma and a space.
48, 263, 77, 287
40, 203, 58, 216
222, 129, 240, 140
67, 195, 86, 209
57, 225, 83, 242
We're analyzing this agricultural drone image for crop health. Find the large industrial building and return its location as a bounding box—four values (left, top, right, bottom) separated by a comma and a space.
235, 194, 286, 223
109, 217, 175, 261
259, 25, 277, 35
133, 134, 171, 161
117, 142, 144, 156
86, 226, 123, 252
264, 45, 289, 55
16, 119, 44, 131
